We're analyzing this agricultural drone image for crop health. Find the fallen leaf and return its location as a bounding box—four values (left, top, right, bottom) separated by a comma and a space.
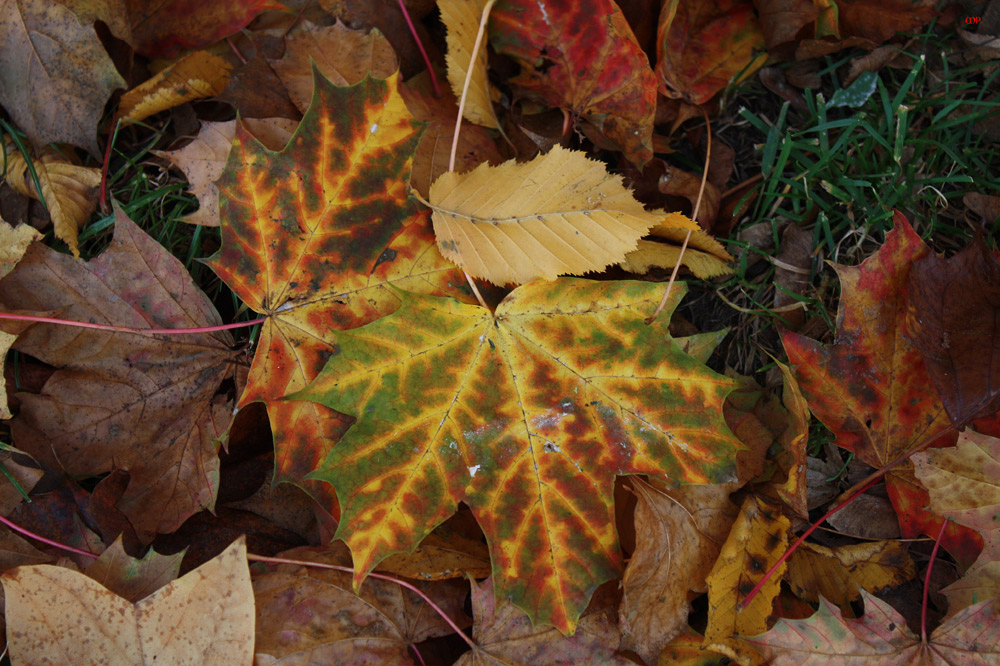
125, 0, 287, 57
741, 591, 1000, 665
785, 540, 915, 608
773, 223, 813, 330
2, 139, 101, 257
0, 208, 238, 540
619, 478, 738, 664
269, 19, 398, 114
906, 232, 1000, 424
454, 576, 633, 665
440, 0, 500, 129
618, 239, 733, 278
0, 219, 41, 418
912, 429, 1000, 534
489, 0, 657, 165
117, 50, 233, 124
0, 0, 126, 155
656, 628, 730, 666
427, 145, 696, 285
253, 542, 469, 665
942, 530, 1000, 613
2, 537, 253, 666
781, 212, 980, 567
292, 278, 742, 632
965, 192, 1000, 222
826, 492, 902, 539
704, 495, 790, 643
84, 537, 185, 603
377, 532, 491, 582
656, 0, 767, 105
205, 70, 471, 518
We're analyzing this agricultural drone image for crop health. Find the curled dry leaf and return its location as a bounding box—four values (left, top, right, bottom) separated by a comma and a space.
2, 537, 253, 666
619, 478, 738, 664
440, 0, 500, 129
117, 50, 233, 124
2, 140, 100, 257
428, 145, 697, 285
269, 19, 399, 114
0, 0, 126, 155
253, 542, 469, 665
785, 540, 915, 608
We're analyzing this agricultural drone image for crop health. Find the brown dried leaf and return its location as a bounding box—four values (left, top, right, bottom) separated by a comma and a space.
85, 537, 185, 603
377, 532, 491, 582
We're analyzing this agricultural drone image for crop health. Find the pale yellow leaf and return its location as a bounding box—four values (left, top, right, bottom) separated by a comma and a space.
427, 145, 696, 285
0, 218, 42, 416
785, 540, 915, 608
620, 239, 732, 278
440, 0, 500, 129
942, 530, 1000, 614
270, 19, 398, 113
2, 537, 253, 666
117, 50, 232, 124
649, 219, 733, 259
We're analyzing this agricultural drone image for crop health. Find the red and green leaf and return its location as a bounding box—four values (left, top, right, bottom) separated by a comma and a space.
292, 278, 742, 632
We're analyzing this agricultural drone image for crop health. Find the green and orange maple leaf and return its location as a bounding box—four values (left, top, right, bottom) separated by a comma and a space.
291, 278, 743, 632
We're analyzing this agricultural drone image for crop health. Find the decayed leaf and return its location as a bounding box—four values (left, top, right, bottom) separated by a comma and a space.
428, 145, 697, 285
455, 576, 632, 665
781, 213, 981, 568
0, 219, 41, 419
253, 542, 468, 665
154, 118, 296, 227
741, 591, 1000, 666
125, 0, 286, 57
0, 208, 238, 540
785, 540, 915, 608
704, 495, 790, 643
2, 140, 101, 257
400, 70, 504, 198
2, 537, 253, 666
912, 429, 1000, 534
440, 0, 500, 129
942, 530, 1000, 613
269, 20, 398, 114
85, 537, 185, 603
657, 0, 768, 106
292, 278, 742, 632
377, 532, 491, 582
205, 71, 471, 517
117, 50, 233, 124
0, 0, 126, 155
489, 0, 657, 165
619, 478, 738, 664
906, 232, 1000, 424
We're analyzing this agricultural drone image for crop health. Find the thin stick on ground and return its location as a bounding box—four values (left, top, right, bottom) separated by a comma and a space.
397, 0, 441, 97
450, 0, 497, 173
922, 518, 949, 644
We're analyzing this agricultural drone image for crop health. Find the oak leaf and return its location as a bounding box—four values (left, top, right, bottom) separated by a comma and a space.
741, 591, 1000, 665
117, 50, 233, 124
253, 542, 469, 665
205, 70, 472, 517
0, 0, 125, 155
0, 208, 239, 541
781, 213, 981, 567
292, 278, 742, 632
489, 0, 657, 166
440, 0, 500, 129
2, 537, 253, 666
427, 145, 698, 286
2, 139, 101, 257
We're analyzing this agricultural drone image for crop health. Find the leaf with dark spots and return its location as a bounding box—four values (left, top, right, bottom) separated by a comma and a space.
781, 212, 981, 567
291, 278, 742, 633
205, 70, 473, 518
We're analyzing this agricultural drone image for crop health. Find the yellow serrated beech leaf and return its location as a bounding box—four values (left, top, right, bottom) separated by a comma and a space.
2, 141, 100, 257
620, 239, 732, 278
785, 540, 915, 608
118, 51, 233, 124
2, 538, 253, 666
427, 145, 697, 285
705, 495, 790, 644
440, 0, 500, 129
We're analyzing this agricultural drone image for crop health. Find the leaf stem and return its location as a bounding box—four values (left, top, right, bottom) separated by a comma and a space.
464, 270, 489, 310
922, 518, 949, 644
450, 0, 497, 173
0, 311, 267, 335
0, 511, 99, 559
246, 554, 477, 650
396, 0, 440, 97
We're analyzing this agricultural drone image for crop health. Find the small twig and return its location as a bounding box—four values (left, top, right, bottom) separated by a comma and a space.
464, 270, 489, 310
450, 0, 497, 172
0, 312, 266, 335
922, 518, 949, 644
225, 36, 248, 65
397, 0, 440, 97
